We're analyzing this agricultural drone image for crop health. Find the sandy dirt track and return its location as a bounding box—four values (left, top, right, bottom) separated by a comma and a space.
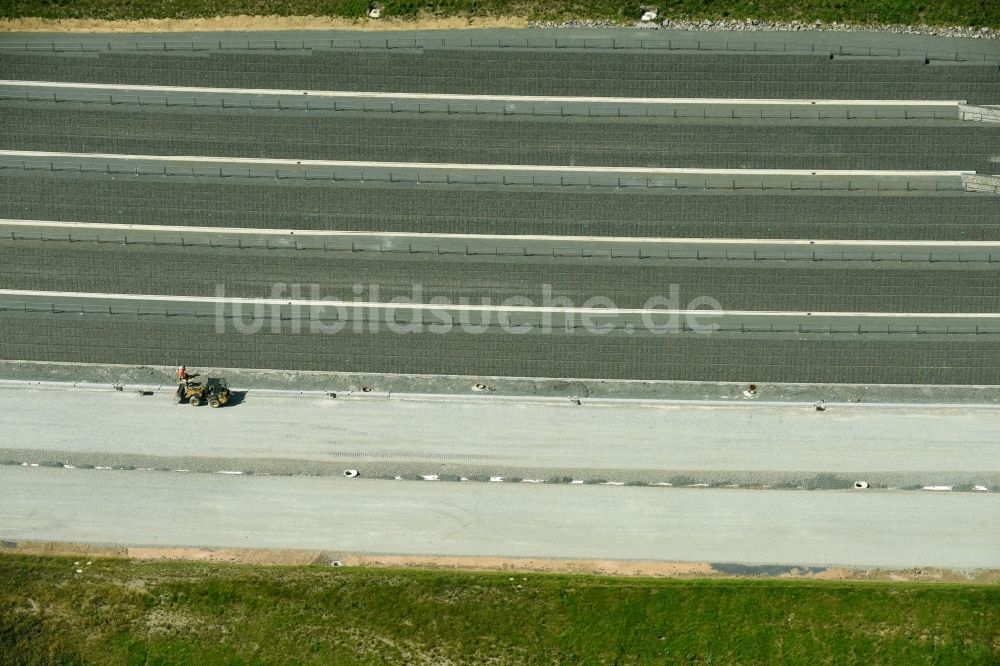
0, 15, 529, 33
8, 541, 998, 582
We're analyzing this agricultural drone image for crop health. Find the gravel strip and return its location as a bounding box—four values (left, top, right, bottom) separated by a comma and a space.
530, 19, 999, 40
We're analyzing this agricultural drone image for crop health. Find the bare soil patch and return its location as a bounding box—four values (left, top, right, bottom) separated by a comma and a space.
6, 541, 998, 582
343, 554, 718, 577
126, 546, 328, 565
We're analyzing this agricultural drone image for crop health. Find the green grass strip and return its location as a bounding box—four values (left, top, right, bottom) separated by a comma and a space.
1, 553, 997, 664
1, 1, 998, 28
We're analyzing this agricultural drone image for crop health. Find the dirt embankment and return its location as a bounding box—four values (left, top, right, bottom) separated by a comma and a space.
0, 15, 528, 33
5, 542, 997, 583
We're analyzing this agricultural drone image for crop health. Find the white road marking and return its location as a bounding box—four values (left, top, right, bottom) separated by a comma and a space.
0, 80, 966, 106
3, 218, 999, 247
0, 150, 972, 177
1, 288, 997, 319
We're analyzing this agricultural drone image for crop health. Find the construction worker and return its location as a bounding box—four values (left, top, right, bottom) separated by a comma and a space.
175, 366, 189, 403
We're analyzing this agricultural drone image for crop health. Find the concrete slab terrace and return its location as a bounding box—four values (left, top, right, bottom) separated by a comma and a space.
2, 465, 997, 568
0, 309, 997, 384
0, 170, 995, 240
1, 47, 998, 101
1, 239, 998, 313
1, 103, 995, 172
1, 384, 998, 488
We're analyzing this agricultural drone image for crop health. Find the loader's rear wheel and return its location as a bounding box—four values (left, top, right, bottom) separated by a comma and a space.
189, 396, 201, 407
209, 398, 221, 409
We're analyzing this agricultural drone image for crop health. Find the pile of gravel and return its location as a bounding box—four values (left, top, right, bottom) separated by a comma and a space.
528, 18, 998, 40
